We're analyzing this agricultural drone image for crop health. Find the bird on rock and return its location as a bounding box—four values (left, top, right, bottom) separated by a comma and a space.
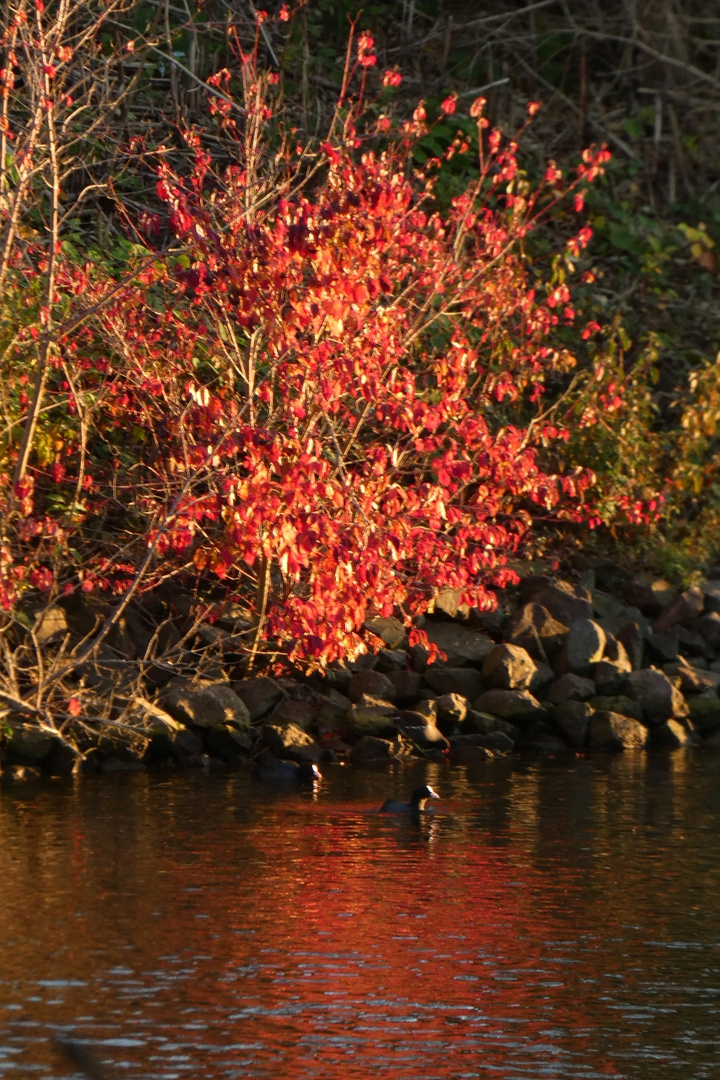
379, 784, 440, 814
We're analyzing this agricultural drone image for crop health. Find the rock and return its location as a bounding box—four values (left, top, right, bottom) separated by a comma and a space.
423, 623, 496, 666
315, 690, 351, 733
5, 721, 58, 765
650, 720, 697, 749
686, 690, 720, 735
615, 621, 646, 671
0, 764, 42, 782
518, 573, 555, 599
481, 643, 536, 690
267, 696, 318, 731
625, 668, 689, 725
594, 643, 633, 693
654, 586, 704, 632
677, 626, 714, 659
364, 616, 407, 649
530, 581, 593, 625
546, 673, 596, 704
464, 710, 520, 742
430, 587, 469, 620
386, 669, 423, 700
670, 664, 720, 695
473, 689, 546, 724
589, 695, 643, 721
159, 679, 252, 730
204, 724, 253, 759
646, 628, 681, 664
505, 603, 568, 657
589, 711, 647, 750
349, 735, 412, 762
423, 666, 484, 699
169, 727, 204, 763
556, 618, 606, 675
347, 669, 397, 703
701, 580, 720, 615
597, 606, 647, 640
435, 693, 469, 733
261, 722, 323, 763
553, 701, 593, 747
234, 677, 284, 721
528, 662, 556, 696
526, 729, 573, 753
592, 591, 629, 621
626, 574, 678, 616
448, 732, 510, 755
33, 605, 70, 646
375, 648, 410, 673
345, 706, 396, 738
693, 612, 720, 651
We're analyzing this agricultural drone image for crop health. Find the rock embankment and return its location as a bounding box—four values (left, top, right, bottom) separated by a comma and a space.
4, 567, 720, 778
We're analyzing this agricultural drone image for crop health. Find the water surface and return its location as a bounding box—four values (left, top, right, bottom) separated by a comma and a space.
2, 752, 720, 1079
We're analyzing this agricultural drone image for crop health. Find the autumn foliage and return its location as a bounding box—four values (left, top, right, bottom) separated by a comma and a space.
1, 11, 615, 670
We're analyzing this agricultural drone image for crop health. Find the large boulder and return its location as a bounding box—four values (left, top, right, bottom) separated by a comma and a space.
589, 711, 647, 750
422, 623, 496, 667
693, 612, 720, 651
473, 689, 546, 724
234, 677, 284, 721
347, 669, 397, 703
653, 586, 704, 632
159, 679, 252, 730
364, 616, 407, 649
624, 668, 688, 726
556, 619, 606, 676
423, 666, 484, 699
545, 673, 596, 705
505, 603, 568, 658
553, 701, 593, 748
529, 581, 593, 625
261, 722, 323, 763
349, 735, 412, 762
482, 643, 536, 690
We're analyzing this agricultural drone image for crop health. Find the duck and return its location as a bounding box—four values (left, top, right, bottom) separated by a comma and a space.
254, 752, 322, 786
380, 784, 439, 814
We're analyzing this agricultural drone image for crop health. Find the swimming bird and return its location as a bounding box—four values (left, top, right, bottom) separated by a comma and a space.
254, 752, 322, 785
380, 784, 439, 813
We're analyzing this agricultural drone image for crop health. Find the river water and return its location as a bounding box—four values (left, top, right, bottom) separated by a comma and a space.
2, 752, 720, 1080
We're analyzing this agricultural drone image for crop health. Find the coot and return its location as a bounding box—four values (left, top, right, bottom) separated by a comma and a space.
380, 784, 439, 813
254, 753, 322, 785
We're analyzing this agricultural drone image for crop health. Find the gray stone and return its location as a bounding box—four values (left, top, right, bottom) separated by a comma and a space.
553, 700, 593, 747
527, 729, 573, 753
364, 616, 407, 650
530, 581, 593, 625
234, 677, 284, 721
654, 586, 705, 632
375, 648, 410, 672
345, 706, 396, 738
556, 619, 606, 676
529, 662, 556, 695
350, 735, 412, 762
385, 668, 423, 700
465, 710, 521, 743
205, 724, 253, 758
5, 721, 58, 764
646, 628, 681, 664
505, 603, 568, 657
33, 605, 70, 646
435, 693, 469, 731
594, 650, 633, 694
482, 643, 536, 690
693, 612, 720, 650
615, 621, 646, 671
546, 673, 596, 704
592, 591, 629, 621
701, 580, 720, 615
597, 607, 648, 641
473, 689, 546, 723
423, 666, 484, 699
650, 720, 697, 749
590, 711, 647, 750
431, 587, 469, 620
686, 690, 720, 734
261, 722, 322, 762
423, 623, 496, 666
159, 679, 252, 729
625, 668, 689, 725
671, 663, 720, 695
348, 669, 397, 703
589, 695, 643, 721
447, 733, 496, 757
267, 696, 318, 731
677, 626, 714, 658
626, 574, 678, 615
169, 727, 203, 763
